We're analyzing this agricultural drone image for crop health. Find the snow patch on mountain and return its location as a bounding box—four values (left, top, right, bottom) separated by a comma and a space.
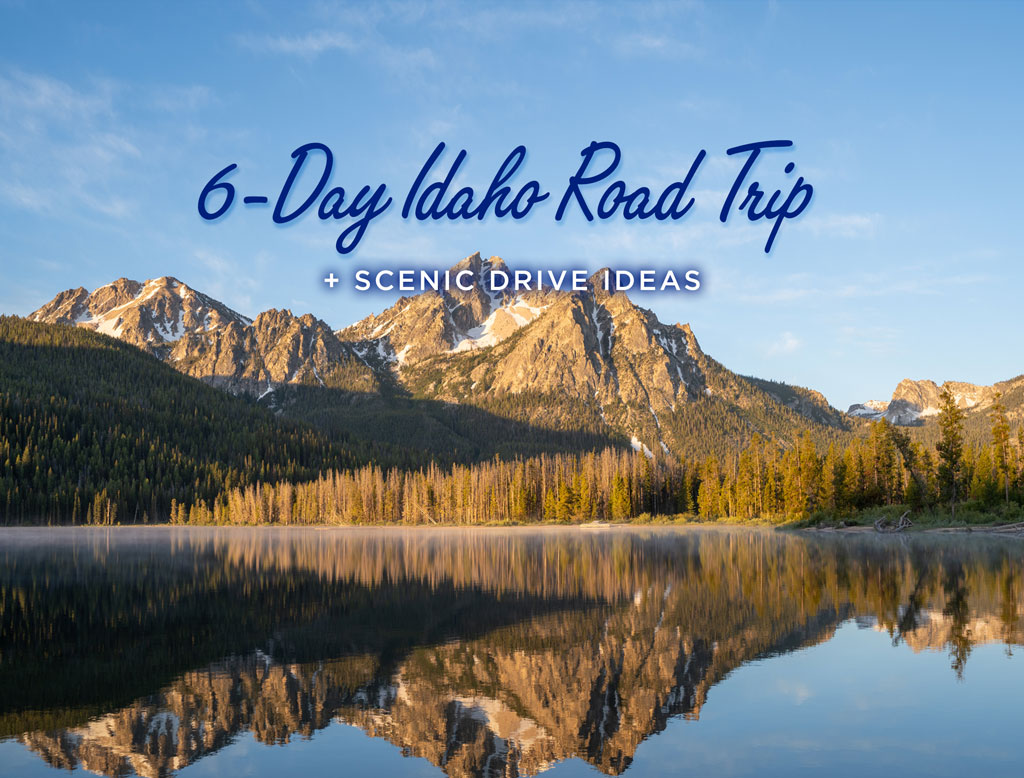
630, 435, 654, 459
450, 298, 548, 353
452, 310, 502, 352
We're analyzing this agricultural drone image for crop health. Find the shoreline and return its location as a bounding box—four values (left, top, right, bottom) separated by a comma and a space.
1, 520, 1022, 537
800, 523, 1024, 536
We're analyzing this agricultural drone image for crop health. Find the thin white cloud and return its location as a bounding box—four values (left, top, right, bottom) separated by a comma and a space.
767, 331, 801, 356
407, 106, 468, 149
191, 248, 260, 315
0, 181, 48, 211
797, 212, 881, 238
837, 323, 902, 355
237, 30, 357, 57
722, 265, 990, 307
151, 84, 215, 113
617, 33, 671, 52
441, 4, 578, 36
0, 69, 114, 126
284, 220, 450, 264
569, 218, 767, 259
775, 679, 813, 705
374, 43, 438, 78
613, 32, 702, 59
0, 69, 140, 219
236, 26, 438, 85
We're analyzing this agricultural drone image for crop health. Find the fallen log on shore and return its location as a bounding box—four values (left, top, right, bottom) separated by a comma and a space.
874, 510, 913, 533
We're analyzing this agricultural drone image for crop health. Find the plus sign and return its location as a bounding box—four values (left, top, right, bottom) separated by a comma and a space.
323, 272, 340, 288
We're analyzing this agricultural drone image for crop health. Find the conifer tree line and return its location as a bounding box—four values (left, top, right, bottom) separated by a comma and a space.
3, 316, 1022, 525
175, 392, 1023, 526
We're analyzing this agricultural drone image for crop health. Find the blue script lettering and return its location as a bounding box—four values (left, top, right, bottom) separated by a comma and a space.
199, 138, 816, 259
403, 143, 549, 221
273, 142, 392, 255
719, 140, 813, 253
556, 141, 704, 222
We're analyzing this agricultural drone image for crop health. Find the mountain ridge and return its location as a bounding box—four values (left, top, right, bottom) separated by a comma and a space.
29, 252, 855, 460
849, 375, 1024, 426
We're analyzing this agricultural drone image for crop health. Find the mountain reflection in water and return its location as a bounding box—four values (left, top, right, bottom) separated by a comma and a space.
1, 527, 1021, 778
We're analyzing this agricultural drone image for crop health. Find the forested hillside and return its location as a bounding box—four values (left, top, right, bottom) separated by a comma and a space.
3, 317, 1021, 526
267, 384, 623, 465
0, 318, 627, 523
0, 317, 354, 524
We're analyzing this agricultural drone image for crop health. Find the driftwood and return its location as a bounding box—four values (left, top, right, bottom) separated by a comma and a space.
987, 521, 1024, 535
874, 510, 913, 533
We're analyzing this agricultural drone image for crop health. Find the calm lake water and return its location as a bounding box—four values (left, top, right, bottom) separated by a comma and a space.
0, 526, 1021, 778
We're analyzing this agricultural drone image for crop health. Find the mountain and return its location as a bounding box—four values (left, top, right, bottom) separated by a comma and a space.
30, 276, 382, 395
0, 315, 356, 524
29, 276, 250, 353
849, 376, 1024, 427
742, 376, 849, 428
29, 253, 852, 461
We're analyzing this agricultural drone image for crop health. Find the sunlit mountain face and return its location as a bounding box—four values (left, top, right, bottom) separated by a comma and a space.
28, 255, 853, 464
1, 528, 1022, 778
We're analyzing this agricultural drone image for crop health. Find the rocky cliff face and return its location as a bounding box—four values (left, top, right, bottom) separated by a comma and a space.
848, 376, 1024, 426
22, 587, 1013, 778
338, 254, 555, 366
171, 308, 381, 394
30, 253, 849, 458
30, 276, 380, 394
29, 276, 250, 352
884, 608, 1023, 654
337, 254, 704, 411
359, 258, 848, 457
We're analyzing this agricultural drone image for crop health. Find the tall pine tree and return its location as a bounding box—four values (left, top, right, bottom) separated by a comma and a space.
936, 387, 966, 518
989, 392, 1012, 505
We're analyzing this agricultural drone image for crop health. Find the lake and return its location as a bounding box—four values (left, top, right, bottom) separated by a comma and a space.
0, 526, 1021, 777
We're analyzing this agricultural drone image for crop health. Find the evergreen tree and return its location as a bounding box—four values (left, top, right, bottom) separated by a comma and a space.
697, 457, 720, 518
969, 447, 998, 507
989, 392, 1012, 505
610, 472, 630, 521
936, 387, 966, 518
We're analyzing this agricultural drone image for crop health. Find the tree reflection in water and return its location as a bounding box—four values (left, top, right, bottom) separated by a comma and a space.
1, 527, 1021, 778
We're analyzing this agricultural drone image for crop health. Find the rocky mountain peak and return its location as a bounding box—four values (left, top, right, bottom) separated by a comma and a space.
27, 286, 90, 324
849, 375, 1024, 425
27, 254, 852, 459
30, 275, 251, 354
588, 267, 617, 299
338, 253, 554, 365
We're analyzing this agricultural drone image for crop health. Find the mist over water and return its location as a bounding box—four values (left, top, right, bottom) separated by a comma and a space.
1, 527, 1021, 777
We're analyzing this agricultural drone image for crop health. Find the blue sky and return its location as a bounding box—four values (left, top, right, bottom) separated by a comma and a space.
1, 0, 1021, 409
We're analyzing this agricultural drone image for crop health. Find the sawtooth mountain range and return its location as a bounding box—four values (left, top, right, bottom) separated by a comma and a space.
28, 252, 1021, 461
